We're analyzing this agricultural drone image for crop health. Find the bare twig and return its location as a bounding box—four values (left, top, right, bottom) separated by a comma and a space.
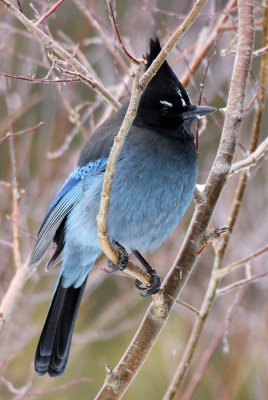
217, 270, 268, 296
35, 0, 66, 26
0, 122, 44, 145
0, 239, 13, 248
59, 68, 121, 109
176, 300, 200, 317
195, 31, 222, 150
181, 285, 249, 400
196, 226, 229, 256
0, 266, 31, 335
72, 0, 129, 75
181, 0, 237, 86
46, 105, 97, 159
0, 71, 80, 83
4, 78, 21, 269
252, 44, 268, 57
106, 0, 139, 65
164, 2, 267, 396
218, 243, 268, 278
229, 136, 268, 176
0, 79, 33, 336
25, 378, 92, 398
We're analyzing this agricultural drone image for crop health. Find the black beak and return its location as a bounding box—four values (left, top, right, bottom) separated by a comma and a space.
181, 105, 216, 120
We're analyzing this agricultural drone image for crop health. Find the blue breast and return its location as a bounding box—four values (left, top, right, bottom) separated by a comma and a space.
107, 128, 198, 252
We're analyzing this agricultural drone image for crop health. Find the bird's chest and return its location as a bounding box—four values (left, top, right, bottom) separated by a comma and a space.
109, 140, 197, 250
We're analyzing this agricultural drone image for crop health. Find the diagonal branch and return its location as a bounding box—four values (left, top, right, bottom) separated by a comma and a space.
139, 0, 210, 90
35, 0, 66, 26
106, 0, 139, 65
95, 0, 254, 398
0, 122, 44, 145
96, 62, 151, 288
229, 131, 268, 176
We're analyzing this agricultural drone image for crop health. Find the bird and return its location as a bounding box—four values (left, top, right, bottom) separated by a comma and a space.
29, 38, 216, 377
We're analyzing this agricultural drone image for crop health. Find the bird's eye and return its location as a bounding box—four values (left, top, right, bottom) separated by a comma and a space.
161, 105, 170, 115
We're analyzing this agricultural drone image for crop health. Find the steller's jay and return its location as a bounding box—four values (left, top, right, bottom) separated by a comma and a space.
29, 38, 216, 377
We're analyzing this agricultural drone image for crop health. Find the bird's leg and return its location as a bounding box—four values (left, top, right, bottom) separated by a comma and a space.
132, 250, 161, 296
106, 241, 129, 272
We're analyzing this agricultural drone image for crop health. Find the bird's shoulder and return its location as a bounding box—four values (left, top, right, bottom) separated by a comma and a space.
78, 103, 128, 166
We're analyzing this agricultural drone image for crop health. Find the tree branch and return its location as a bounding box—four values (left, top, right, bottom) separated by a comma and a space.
181, 0, 237, 86
229, 129, 268, 176
0, 122, 44, 145
96, 62, 151, 288
139, 0, 210, 90
218, 243, 268, 278
35, 0, 66, 26
94, 0, 254, 398
0, 0, 121, 109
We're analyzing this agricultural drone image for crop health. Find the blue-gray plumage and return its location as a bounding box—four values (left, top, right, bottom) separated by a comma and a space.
29, 38, 215, 377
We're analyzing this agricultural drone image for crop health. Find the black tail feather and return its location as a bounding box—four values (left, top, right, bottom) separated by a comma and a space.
35, 276, 88, 377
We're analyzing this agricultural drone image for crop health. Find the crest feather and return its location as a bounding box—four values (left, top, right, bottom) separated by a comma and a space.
145, 38, 162, 70
145, 38, 177, 82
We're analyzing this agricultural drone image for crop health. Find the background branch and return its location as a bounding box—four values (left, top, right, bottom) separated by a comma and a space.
0, 0, 120, 109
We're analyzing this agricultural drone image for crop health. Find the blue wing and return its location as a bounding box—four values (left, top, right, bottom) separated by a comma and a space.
28, 159, 107, 267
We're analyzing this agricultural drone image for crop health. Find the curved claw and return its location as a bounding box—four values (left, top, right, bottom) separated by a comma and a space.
140, 285, 160, 297
106, 242, 129, 272
136, 273, 161, 297
135, 279, 147, 291
104, 266, 117, 274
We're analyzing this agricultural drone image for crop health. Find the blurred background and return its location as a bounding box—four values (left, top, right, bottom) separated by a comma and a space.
0, 0, 267, 399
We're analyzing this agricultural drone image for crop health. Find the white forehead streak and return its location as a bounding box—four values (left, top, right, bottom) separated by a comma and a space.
160, 100, 173, 107
177, 88, 187, 107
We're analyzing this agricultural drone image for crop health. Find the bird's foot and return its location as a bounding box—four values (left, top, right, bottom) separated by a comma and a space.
135, 270, 161, 297
106, 242, 129, 273
133, 250, 161, 296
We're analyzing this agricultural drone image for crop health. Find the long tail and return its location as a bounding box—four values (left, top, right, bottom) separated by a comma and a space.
35, 275, 88, 377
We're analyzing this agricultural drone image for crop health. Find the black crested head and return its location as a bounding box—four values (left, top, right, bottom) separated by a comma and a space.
134, 38, 216, 138
144, 38, 190, 109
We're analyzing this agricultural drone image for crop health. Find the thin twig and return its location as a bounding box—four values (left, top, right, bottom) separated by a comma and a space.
35, 0, 66, 26
0, 266, 31, 335
4, 78, 21, 269
59, 68, 121, 109
105, 0, 139, 65
181, 0, 237, 86
218, 243, 268, 278
195, 31, 223, 150
72, 0, 129, 75
229, 136, 268, 176
0, 71, 81, 83
176, 300, 200, 317
181, 285, 249, 400
0, 122, 44, 145
217, 270, 268, 296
